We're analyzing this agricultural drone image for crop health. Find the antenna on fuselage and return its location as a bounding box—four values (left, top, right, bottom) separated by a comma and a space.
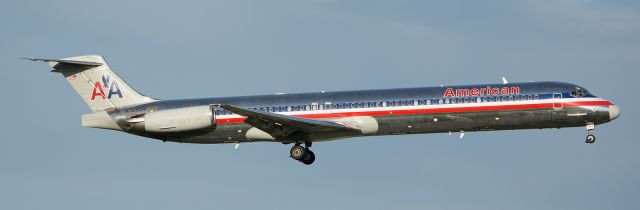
502, 77, 509, 84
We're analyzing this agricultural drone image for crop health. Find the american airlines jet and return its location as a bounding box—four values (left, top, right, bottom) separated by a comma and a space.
28, 55, 620, 165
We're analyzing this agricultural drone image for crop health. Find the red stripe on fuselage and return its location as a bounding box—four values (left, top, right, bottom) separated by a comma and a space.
214, 100, 613, 124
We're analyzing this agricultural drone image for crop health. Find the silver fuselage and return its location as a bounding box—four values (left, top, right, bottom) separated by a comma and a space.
103, 81, 619, 144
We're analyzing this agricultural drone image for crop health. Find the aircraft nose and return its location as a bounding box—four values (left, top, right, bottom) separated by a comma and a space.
609, 105, 621, 121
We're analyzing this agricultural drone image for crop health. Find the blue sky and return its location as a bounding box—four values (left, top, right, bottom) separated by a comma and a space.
1, 0, 639, 209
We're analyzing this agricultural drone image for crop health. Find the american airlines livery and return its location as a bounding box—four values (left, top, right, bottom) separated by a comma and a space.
28, 55, 620, 165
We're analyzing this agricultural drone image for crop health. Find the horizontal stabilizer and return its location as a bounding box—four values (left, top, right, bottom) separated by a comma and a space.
23, 57, 103, 72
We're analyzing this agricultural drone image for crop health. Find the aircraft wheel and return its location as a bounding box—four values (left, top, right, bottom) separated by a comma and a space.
301, 149, 315, 165
585, 134, 596, 144
290, 145, 306, 160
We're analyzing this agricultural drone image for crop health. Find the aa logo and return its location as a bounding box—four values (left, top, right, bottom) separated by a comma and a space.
91, 74, 123, 100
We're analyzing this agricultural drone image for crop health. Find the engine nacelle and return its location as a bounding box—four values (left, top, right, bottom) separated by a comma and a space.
144, 105, 215, 133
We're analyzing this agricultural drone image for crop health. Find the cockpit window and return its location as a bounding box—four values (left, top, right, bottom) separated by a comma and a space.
570, 89, 590, 98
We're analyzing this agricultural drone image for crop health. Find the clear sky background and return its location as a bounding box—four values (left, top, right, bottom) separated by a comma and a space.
1, 0, 639, 209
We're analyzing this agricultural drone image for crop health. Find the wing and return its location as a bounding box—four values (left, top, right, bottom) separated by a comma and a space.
218, 104, 361, 141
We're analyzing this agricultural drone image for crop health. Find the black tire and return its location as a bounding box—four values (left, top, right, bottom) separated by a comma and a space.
301, 150, 315, 165
290, 145, 306, 160
585, 134, 596, 144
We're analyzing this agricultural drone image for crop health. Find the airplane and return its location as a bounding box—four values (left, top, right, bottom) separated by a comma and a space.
27, 55, 621, 165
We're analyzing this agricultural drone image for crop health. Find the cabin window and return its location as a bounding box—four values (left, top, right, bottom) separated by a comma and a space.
534, 95, 539, 100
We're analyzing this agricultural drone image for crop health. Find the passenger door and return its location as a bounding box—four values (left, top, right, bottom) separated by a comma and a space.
553, 93, 563, 110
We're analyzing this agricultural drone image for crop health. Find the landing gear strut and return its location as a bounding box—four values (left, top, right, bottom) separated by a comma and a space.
585, 123, 596, 144
289, 142, 315, 165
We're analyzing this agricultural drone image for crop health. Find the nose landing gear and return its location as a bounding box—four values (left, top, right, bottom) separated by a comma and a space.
585, 123, 596, 144
289, 142, 315, 165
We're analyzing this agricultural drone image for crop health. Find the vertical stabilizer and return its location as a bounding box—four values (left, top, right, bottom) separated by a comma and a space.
29, 55, 155, 112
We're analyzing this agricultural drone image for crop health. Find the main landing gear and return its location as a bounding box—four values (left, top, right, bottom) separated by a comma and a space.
290, 142, 315, 165
585, 123, 596, 144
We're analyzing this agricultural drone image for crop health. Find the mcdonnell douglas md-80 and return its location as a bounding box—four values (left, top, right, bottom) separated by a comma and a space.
28, 55, 620, 165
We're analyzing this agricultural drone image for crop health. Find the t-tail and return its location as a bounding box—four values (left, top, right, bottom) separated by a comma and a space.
27, 55, 156, 130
